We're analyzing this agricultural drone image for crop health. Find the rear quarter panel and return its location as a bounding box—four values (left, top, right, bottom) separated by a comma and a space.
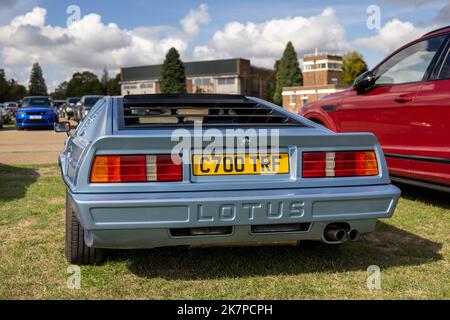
60, 98, 113, 188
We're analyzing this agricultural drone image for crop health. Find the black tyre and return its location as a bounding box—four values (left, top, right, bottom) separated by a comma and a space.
65, 191, 104, 265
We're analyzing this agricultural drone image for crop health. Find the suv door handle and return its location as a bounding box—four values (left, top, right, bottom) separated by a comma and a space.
394, 95, 414, 103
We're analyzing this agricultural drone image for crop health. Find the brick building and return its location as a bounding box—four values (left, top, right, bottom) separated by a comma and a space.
121, 58, 272, 98
282, 53, 346, 113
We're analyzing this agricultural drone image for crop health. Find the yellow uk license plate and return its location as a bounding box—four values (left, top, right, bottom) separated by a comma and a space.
192, 153, 290, 176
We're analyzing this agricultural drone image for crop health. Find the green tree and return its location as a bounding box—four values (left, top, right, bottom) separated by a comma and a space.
7, 79, 27, 101
273, 42, 302, 105
28, 62, 48, 96
66, 71, 103, 97
0, 70, 27, 102
101, 66, 109, 95
0, 69, 8, 102
108, 73, 122, 96
341, 51, 368, 86
51, 81, 68, 100
160, 48, 186, 93
264, 60, 279, 102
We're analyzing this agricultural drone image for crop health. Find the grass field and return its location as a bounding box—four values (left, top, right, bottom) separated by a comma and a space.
0, 163, 449, 299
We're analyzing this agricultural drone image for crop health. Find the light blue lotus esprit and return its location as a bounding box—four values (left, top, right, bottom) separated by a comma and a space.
55, 94, 400, 265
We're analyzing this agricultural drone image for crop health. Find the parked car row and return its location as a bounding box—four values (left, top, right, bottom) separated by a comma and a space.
58, 96, 104, 123
0, 94, 105, 131
0, 102, 17, 127
61, 97, 80, 120
0, 104, 5, 128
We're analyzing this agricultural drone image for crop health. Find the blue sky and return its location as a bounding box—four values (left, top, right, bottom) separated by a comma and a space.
0, 0, 448, 90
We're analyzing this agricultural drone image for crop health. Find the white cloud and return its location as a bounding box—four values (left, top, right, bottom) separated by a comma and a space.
2, 4, 440, 92
353, 19, 435, 54
0, 4, 210, 91
10, 6, 45, 27
193, 7, 351, 68
181, 3, 210, 37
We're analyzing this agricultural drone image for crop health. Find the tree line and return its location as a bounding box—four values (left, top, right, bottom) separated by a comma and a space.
1, 46, 367, 103
0, 63, 122, 102
52, 68, 121, 100
0, 70, 27, 102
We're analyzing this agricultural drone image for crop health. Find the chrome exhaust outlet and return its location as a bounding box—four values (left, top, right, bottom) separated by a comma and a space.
347, 229, 360, 241
324, 228, 347, 242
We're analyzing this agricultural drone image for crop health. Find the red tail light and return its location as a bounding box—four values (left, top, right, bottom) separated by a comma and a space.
302, 151, 379, 178
90, 154, 182, 183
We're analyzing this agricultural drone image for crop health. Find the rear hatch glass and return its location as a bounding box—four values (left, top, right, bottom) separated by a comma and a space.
120, 94, 306, 128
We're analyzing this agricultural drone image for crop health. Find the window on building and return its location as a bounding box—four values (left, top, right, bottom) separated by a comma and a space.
301, 96, 309, 106
252, 79, 260, 94
304, 64, 313, 71
217, 78, 235, 85
194, 78, 212, 86
140, 82, 154, 89
289, 95, 296, 105
123, 85, 137, 90
328, 63, 341, 69
317, 63, 327, 69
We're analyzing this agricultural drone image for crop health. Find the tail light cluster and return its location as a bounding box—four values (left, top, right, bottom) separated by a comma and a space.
90, 155, 182, 183
302, 151, 379, 178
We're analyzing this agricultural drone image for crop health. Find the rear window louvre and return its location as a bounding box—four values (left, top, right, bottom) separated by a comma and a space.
121, 94, 305, 128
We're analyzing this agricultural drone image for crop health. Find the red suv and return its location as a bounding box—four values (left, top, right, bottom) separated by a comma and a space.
301, 26, 450, 192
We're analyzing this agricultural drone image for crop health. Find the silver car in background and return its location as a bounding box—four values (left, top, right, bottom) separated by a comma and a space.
63, 97, 80, 120
74, 95, 104, 122
55, 94, 401, 265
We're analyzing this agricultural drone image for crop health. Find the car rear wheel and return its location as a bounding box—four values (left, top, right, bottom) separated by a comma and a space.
65, 191, 104, 265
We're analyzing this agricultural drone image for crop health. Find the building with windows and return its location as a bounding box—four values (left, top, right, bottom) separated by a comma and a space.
282, 53, 346, 113
121, 58, 272, 98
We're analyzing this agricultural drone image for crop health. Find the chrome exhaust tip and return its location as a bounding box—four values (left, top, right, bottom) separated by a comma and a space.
324, 228, 347, 242
347, 229, 360, 241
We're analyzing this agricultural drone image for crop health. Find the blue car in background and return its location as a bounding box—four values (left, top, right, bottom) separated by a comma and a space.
16, 96, 59, 130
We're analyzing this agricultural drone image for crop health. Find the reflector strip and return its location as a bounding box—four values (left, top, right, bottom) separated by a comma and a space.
325, 152, 335, 177
146, 155, 157, 182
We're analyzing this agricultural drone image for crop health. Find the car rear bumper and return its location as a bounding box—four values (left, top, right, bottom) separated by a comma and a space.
69, 184, 401, 249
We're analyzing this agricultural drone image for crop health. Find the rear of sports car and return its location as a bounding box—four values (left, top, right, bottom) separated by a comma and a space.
59, 94, 400, 264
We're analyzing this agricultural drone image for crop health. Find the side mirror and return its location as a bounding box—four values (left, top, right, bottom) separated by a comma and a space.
352, 70, 376, 94
54, 121, 71, 135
